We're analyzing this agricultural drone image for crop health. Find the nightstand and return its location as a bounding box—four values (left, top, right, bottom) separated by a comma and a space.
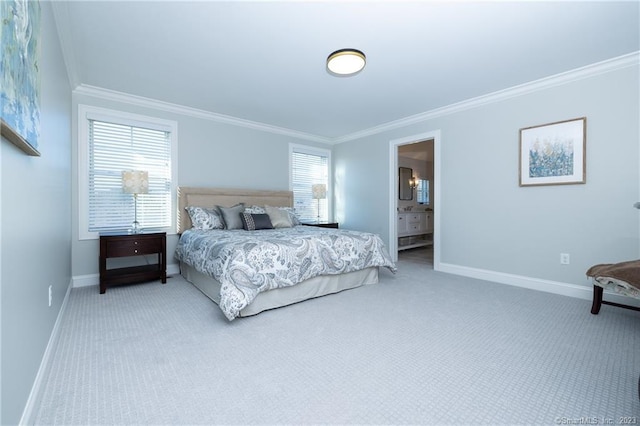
99, 232, 167, 294
303, 222, 339, 229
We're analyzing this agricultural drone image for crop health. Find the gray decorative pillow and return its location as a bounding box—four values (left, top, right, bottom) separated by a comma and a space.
240, 213, 273, 231
185, 206, 224, 230
216, 203, 245, 229
278, 206, 301, 225
265, 205, 293, 228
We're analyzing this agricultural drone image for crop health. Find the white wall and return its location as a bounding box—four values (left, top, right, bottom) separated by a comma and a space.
334, 62, 639, 290
71, 93, 330, 279
0, 2, 72, 423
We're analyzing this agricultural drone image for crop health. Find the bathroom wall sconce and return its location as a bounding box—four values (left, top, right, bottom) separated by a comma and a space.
409, 177, 418, 189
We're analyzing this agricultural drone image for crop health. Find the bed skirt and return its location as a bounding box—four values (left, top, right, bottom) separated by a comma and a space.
180, 262, 379, 317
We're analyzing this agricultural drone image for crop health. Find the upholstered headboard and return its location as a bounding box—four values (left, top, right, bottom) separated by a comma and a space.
177, 187, 294, 233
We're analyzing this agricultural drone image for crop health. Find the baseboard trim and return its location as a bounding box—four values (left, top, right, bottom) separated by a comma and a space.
72, 272, 98, 288
22, 263, 182, 423
19, 279, 73, 425
72, 263, 181, 288
437, 262, 640, 309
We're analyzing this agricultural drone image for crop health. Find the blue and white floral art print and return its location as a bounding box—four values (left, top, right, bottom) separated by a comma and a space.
1, 0, 41, 152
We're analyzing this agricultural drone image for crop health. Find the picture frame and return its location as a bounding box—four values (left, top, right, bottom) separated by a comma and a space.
1, 119, 40, 156
1, 0, 42, 157
519, 117, 586, 187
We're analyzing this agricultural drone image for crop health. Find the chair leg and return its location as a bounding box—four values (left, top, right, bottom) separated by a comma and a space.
591, 285, 603, 315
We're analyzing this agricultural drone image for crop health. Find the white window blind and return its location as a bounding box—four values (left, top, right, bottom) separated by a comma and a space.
290, 146, 330, 222
80, 107, 176, 237
417, 179, 429, 205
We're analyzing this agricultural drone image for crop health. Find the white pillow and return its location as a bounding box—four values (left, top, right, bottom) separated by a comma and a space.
185, 206, 224, 230
244, 205, 266, 214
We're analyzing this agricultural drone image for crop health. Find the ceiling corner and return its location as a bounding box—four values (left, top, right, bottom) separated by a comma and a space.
50, 1, 80, 89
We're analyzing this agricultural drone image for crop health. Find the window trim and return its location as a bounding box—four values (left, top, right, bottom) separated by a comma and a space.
289, 143, 332, 223
78, 104, 178, 240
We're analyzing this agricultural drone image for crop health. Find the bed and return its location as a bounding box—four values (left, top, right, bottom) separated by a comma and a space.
175, 187, 396, 320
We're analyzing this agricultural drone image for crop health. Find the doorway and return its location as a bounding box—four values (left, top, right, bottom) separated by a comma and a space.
388, 130, 441, 269
397, 140, 434, 266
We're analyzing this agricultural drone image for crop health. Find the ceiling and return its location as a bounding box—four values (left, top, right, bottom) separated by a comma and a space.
52, 1, 639, 143
399, 140, 431, 161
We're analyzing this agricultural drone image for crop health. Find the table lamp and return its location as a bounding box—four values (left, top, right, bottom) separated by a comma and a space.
312, 183, 327, 224
122, 170, 148, 233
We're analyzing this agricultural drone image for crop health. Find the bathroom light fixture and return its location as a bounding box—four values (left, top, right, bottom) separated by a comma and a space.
327, 49, 366, 76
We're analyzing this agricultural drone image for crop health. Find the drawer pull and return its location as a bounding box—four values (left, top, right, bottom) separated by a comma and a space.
134, 249, 138, 253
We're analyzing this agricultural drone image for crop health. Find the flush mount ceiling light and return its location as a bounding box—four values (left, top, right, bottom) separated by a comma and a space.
327, 49, 366, 76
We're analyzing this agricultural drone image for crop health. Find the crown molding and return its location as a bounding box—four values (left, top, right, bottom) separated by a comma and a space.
72, 85, 333, 145
333, 51, 640, 144
69, 51, 638, 146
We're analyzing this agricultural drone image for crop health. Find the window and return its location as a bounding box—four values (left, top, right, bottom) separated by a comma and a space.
289, 144, 331, 223
78, 105, 177, 239
417, 179, 430, 205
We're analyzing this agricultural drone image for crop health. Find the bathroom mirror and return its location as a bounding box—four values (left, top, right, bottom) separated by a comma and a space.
399, 167, 413, 200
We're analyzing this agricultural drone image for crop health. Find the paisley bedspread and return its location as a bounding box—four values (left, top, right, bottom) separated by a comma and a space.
174, 226, 396, 320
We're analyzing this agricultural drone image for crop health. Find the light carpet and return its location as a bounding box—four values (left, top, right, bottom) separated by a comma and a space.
34, 250, 639, 425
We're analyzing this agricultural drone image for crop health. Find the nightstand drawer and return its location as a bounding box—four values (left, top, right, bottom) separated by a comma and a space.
106, 238, 161, 257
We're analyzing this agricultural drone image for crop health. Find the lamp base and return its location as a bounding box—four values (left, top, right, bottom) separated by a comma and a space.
129, 195, 142, 234
129, 221, 142, 234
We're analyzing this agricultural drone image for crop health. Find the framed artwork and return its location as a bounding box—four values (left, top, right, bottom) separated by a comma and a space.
519, 117, 586, 186
0, 0, 41, 156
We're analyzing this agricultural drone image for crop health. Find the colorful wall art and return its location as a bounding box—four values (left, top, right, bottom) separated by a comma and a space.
1, 0, 41, 156
519, 117, 586, 186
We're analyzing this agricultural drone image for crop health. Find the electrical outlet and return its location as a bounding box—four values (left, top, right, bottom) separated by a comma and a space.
48, 285, 52, 307
560, 253, 570, 265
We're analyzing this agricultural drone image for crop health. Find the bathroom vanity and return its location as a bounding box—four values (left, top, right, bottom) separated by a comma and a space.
397, 210, 433, 250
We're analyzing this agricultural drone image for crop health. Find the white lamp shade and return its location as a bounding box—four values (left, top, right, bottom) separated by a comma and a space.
312, 184, 327, 200
122, 170, 149, 194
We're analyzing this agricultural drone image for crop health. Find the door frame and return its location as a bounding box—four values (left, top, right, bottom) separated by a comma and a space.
388, 130, 441, 269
